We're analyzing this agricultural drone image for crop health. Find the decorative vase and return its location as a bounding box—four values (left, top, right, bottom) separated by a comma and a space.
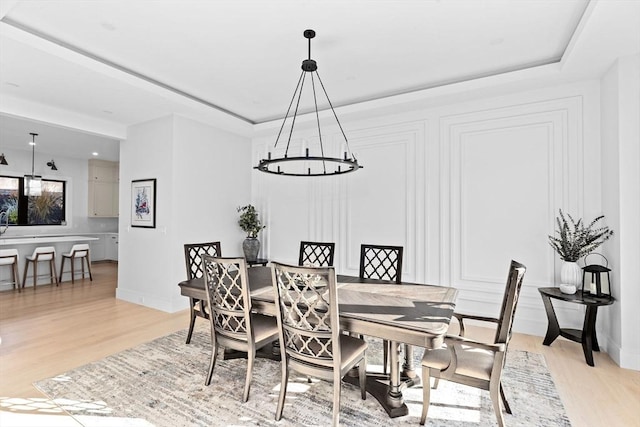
242, 237, 260, 262
560, 261, 582, 288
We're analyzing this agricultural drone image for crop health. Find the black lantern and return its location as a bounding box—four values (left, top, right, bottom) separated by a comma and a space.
582, 253, 611, 298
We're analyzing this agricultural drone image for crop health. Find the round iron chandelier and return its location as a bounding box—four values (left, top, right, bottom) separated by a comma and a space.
254, 29, 362, 177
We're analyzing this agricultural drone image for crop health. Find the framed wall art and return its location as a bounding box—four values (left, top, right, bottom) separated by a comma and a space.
131, 178, 156, 228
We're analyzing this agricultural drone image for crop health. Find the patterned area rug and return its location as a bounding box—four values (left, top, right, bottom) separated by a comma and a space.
35, 324, 570, 426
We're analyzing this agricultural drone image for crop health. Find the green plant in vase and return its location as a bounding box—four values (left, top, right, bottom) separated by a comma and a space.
548, 209, 613, 292
237, 204, 266, 262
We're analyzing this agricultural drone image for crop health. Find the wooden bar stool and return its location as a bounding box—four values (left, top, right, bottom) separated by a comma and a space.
0, 249, 21, 292
22, 246, 58, 290
59, 244, 92, 284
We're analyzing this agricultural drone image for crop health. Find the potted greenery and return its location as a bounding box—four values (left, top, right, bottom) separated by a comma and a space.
237, 204, 266, 262
548, 209, 613, 292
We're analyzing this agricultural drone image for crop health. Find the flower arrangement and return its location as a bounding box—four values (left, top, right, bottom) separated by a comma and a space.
548, 209, 613, 262
237, 204, 266, 238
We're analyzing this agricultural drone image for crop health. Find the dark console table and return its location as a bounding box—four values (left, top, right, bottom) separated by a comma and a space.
538, 287, 614, 366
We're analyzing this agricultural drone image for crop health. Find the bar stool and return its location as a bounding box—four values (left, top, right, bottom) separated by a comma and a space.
0, 249, 21, 292
22, 246, 58, 290
59, 244, 92, 284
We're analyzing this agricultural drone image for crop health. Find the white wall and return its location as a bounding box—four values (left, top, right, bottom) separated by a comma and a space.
116, 114, 251, 312
251, 78, 635, 364
600, 54, 640, 370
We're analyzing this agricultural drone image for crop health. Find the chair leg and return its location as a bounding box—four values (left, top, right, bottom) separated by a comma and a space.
86, 256, 93, 281
33, 261, 38, 289
51, 258, 59, 286
359, 355, 367, 400
59, 256, 66, 283
22, 261, 29, 290
243, 350, 255, 402
205, 333, 218, 386
12, 261, 21, 293
275, 358, 289, 421
185, 298, 197, 344
420, 366, 432, 425
500, 382, 512, 414
70, 257, 75, 284
490, 379, 506, 427
332, 369, 341, 427
383, 339, 389, 374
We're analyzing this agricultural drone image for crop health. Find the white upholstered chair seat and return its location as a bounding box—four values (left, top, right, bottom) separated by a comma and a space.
422, 343, 495, 381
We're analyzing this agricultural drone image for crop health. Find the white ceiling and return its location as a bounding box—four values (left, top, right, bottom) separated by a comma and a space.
0, 0, 638, 161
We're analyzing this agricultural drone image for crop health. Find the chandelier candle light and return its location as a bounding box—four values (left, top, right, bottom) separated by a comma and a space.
254, 29, 362, 177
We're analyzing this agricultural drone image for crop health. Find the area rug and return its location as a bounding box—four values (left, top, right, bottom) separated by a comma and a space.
35, 324, 570, 426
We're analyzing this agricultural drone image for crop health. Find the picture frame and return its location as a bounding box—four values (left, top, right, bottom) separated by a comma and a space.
131, 178, 156, 228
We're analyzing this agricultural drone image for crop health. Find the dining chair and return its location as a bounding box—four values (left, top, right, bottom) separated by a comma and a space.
202, 256, 279, 402
183, 241, 221, 344
359, 244, 404, 373
59, 244, 92, 284
359, 244, 403, 282
420, 260, 527, 427
0, 249, 21, 292
271, 261, 367, 426
298, 240, 335, 267
22, 246, 58, 289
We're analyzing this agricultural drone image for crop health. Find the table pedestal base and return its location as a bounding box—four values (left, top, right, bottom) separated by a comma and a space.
343, 372, 420, 418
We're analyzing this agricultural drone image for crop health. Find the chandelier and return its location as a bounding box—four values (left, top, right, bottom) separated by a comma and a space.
254, 29, 362, 177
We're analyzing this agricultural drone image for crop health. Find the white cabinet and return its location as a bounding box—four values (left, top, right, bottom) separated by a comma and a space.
105, 233, 118, 261
88, 235, 105, 262
88, 160, 119, 217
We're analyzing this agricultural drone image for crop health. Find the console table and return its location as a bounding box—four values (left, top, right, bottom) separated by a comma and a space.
538, 287, 614, 366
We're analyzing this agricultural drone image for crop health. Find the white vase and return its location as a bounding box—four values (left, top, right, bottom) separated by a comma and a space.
560, 261, 582, 287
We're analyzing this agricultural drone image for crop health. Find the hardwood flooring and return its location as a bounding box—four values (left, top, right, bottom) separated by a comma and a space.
0, 263, 638, 426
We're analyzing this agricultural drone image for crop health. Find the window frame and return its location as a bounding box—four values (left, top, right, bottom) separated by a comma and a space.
0, 174, 67, 226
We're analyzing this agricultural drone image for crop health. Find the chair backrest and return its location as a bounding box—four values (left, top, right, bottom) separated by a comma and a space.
494, 260, 527, 346
271, 262, 340, 368
184, 241, 221, 280
0, 249, 19, 265
298, 241, 335, 267
202, 256, 253, 344
359, 244, 403, 283
31, 246, 55, 261
70, 244, 90, 258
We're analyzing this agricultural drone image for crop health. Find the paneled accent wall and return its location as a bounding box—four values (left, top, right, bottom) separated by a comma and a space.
252, 82, 602, 339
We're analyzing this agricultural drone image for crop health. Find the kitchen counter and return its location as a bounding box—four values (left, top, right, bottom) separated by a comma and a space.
0, 235, 99, 245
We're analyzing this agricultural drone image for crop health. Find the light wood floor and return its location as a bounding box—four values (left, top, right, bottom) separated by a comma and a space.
0, 263, 638, 426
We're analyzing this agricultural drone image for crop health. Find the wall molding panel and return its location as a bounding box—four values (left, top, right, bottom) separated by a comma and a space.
252, 84, 602, 338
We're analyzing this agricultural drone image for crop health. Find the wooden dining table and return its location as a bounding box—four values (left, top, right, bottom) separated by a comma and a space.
179, 266, 458, 418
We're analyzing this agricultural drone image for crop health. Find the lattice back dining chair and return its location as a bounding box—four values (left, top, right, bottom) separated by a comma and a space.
183, 241, 221, 344
271, 262, 367, 426
202, 256, 279, 402
420, 260, 527, 427
359, 244, 403, 283
359, 244, 404, 373
298, 241, 335, 267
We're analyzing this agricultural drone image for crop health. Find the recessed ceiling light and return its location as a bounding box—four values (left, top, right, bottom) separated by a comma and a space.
102, 110, 113, 114
92, 152, 99, 156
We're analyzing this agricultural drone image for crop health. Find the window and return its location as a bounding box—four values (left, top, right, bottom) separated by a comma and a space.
0, 176, 66, 226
